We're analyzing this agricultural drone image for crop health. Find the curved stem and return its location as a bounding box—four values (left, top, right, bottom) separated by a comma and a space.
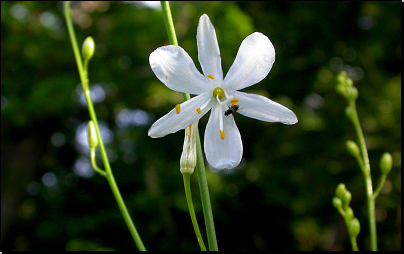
160, 1, 218, 250
182, 173, 207, 251
63, 2, 146, 251
349, 101, 377, 251
373, 174, 387, 199
90, 148, 107, 177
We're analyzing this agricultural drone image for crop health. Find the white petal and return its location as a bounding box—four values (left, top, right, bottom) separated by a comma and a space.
233, 91, 298, 125
223, 32, 275, 91
149, 45, 215, 95
148, 92, 213, 138
197, 14, 223, 82
204, 103, 243, 170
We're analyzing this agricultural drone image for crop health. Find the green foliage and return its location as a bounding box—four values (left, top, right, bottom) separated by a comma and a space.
1, 1, 400, 251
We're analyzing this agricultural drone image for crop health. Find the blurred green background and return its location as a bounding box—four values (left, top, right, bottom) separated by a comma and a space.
1, 1, 401, 251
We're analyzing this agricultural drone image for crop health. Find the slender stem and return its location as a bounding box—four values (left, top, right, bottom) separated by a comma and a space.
349, 101, 377, 251
63, 2, 146, 250
349, 235, 359, 251
373, 174, 387, 199
160, 1, 218, 250
182, 173, 207, 251
195, 129, 218, 251
160, 1, 178, 46
91, 148, 107, 177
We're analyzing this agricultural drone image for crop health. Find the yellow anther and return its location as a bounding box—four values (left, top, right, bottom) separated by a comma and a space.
176, 104, 181, 114
196, 108, 201, 114
220, 130, 225, 140
207, 74, 214, 80
230, 98, 239, 106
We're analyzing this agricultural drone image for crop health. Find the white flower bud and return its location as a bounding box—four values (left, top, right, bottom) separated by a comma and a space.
180, 121, 198, 174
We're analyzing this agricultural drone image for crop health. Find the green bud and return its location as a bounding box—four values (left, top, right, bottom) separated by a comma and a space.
87, 121, 98, 148
332, 197, 343, 210
346, 140, 360, 158
337, 71, 347, 84
346, 77, 353, 87
349, 218, 360, 237
347, 87, 358, 101
380, 152, 393, 176
345, 206, 354, 222
342, 190, 352, 207
336, 183, 347, 198
82, 36, 95, 62
336, 84, 347, 96
345, 106, 354, 120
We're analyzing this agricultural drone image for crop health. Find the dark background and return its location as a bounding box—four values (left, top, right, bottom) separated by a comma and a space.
1, 1, 401, 251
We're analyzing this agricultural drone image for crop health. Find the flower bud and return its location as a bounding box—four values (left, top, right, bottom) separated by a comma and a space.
332, 197, 343, 210
336, 183, 347, 198
180, 121, 198, 174
349, 218, 360, 237
345, 106, 354, 120
345, 206, 354, 222
346, 77, 353, 87
87, 121, 98, 148
346, 140, 360, 158
342, 190, 352, 207
347, 87, 358, 101
380, 152, 393, 176
82, 36, 95, 62
337, 71, 347, 85
336, 84, 347, 96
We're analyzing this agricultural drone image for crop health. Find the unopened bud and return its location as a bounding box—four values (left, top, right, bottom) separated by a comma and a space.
82, 36, 95, 62
337, 71, 347, 85
345, 206, 354, 222
380, 152, 393, 176
345, 106, 354, 120
346, 77, 353, 87
336, 183, 347, 198
347, 87, 358, 101
336, 84, 347, 96
342, 190, 352, 207
332, 197, 343, 210
87, 121, 98, 148
180, 121, 198, 174
349, 218, 360, 237
346, 140, 360, 158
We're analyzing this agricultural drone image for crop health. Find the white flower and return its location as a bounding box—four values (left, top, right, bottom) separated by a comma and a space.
148, 14, 298, 170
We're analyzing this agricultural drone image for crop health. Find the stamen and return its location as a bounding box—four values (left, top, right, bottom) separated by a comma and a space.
220, 130, 225, 140
230, 98, 239, 106
196, 108, 201, 114
207, 74, 214, 80
176, 104, 181, 114
218, 105, 224, 139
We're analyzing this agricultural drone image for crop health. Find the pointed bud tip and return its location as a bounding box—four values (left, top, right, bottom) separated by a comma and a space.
346, 140, 360, 158
380, 152, 393, 175
82, 36, 95, 62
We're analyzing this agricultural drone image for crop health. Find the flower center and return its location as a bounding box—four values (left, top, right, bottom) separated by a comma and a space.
212, 87, 225, 100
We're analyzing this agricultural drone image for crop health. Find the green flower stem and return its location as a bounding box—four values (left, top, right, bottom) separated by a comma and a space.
160, 1, 218, 250
161, 1, 178, 46
348, 101, 377, 251
373, 174, 387, 199
195, 129, 218, 251
63, 2, 146, 251
90, 148, 107, 177
182, 173, 207, 251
